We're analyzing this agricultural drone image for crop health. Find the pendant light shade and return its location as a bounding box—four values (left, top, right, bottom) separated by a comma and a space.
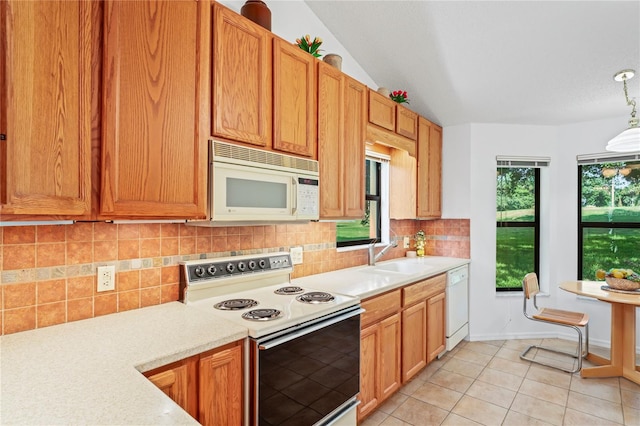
606, 126, 640, 152
606, 69, 639, 153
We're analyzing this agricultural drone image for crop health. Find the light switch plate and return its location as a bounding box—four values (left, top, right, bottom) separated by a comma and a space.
403, 236, 410, 249
290, 246, 303, 265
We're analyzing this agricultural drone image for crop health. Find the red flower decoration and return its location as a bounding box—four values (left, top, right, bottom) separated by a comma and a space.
389, 89, 409, 104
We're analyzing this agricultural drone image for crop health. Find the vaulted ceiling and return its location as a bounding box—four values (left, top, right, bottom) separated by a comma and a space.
305, 0, 640, 127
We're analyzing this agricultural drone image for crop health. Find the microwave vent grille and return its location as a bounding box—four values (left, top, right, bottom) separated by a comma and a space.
213, 141, 318, 173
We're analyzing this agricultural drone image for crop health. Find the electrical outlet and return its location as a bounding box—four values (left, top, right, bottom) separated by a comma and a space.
97, 265, 115, 292
403, 236, 410, 249
290, 246, 303, 265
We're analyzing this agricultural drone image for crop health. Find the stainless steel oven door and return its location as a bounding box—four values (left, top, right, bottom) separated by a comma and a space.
250, 306, 362, 426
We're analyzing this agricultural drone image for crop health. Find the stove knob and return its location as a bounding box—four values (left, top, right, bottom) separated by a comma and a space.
237, 262, 247, 272
258, 259, 267, 269
226, 263, 235, 273
194, 266, 205, 277
248, 260, 257, 270
207, 265, 217, 275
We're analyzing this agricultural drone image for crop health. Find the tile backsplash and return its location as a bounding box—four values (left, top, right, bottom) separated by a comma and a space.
0, 219, 469, 335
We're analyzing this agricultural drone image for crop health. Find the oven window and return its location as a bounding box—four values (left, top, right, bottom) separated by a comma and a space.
226, 178, 287, 209
257, 316, 360, 425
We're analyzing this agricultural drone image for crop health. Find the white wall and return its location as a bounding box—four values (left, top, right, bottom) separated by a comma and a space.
218, 0, 376, 87
443, 117, 638, 348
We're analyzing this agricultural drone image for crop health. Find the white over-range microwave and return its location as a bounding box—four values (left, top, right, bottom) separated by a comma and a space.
189, 140, 319, 226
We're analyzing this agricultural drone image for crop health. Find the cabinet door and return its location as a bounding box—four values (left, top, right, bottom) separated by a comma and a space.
427, 292, 446, 362
402, 302, 427, 382
318, 62, 344, 218
368, 89, 396, 131
199, 344, 243, 426
101, 0, 209, 218
417, 117, 442, 218
212, 3, 271, 147
0, 0, 91, 216
358, 322, 380, 420
273, 39, 316, 158
343, 76, 366, 218
379, 313, 401, 401
396, 105, 418, 140
146, 359, 198, 420
389, 149, 417, 219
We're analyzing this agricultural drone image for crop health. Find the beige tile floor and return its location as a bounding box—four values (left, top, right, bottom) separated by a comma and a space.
361, 338, 640, 426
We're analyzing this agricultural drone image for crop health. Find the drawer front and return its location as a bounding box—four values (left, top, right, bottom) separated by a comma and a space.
361, 289, 402, 327
403, 273, 446, 306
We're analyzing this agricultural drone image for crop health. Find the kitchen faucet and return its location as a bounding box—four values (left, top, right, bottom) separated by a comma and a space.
368, 234, 399, 266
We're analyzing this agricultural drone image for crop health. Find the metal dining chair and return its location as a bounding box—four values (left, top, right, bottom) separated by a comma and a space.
520, 272, 589, 373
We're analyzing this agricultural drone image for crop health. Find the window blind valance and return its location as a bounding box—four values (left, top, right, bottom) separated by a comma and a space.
496, 156, 550, 167
577, 152, 640, 165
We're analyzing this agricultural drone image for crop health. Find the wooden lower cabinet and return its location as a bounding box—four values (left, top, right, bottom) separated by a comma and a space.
199, 344, 243, 426
359, 275, 447, 421
427, 292, 446, 362
401, 301, 427, 382
145, 340, 243, 426
359, 312, 401, 420
146, 357, 198, 420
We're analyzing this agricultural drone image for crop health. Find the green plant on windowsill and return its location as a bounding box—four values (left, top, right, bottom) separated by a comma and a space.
295, 34, 323, 58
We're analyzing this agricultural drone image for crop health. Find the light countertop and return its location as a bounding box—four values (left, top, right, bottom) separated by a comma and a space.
0, 256, 468, 424
294, 256, 470, 299
0, 302, 247, 425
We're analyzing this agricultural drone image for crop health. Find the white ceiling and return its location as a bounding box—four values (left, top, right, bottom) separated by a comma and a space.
304, 0, 640, 127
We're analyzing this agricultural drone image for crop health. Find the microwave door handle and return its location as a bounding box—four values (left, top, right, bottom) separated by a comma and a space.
291, 177, 297, 215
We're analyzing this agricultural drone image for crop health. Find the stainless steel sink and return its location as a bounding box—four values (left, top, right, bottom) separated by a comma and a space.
360, 261, 436, 276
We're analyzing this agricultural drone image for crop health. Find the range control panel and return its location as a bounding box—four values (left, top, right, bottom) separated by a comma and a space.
185, 253, 292, 283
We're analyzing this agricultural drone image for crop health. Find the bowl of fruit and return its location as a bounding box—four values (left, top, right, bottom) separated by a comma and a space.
596, 268, 640, 291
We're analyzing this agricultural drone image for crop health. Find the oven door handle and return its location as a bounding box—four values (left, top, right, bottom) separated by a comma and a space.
258, 307, 364, 350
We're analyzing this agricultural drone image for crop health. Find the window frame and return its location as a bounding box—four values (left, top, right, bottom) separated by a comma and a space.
336, 154, 390, 250
495, 166, 541, 292
576, 156, 640, 280
337, 160, 382, 248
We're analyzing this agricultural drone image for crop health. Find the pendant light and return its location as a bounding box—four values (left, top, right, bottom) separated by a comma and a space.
606, 69, 639, 153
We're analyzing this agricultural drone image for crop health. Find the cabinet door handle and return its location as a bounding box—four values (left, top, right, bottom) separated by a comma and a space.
0, 134, 6, 140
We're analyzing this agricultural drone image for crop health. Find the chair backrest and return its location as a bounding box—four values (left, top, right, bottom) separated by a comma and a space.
522, 272, 540, 300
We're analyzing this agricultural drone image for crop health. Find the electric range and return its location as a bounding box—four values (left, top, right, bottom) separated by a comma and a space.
179, 252, 361, 425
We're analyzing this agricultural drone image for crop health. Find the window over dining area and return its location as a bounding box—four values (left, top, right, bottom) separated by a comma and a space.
578, 153, 640, 280
495, 156, 549, 291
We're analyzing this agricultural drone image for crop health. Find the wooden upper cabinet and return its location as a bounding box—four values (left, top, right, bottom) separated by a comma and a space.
343, 76, 367, 217
389, 149, 417, 220
101, 0, 210, 218
273, 39, 316, 158
396, 105, 418, 140
368, 89, 396, 131
318, 62, 365, 219
317, 62, 344, 218
416, 117, 443, 218
0, 0, 92, 216
212, 3, 272, 147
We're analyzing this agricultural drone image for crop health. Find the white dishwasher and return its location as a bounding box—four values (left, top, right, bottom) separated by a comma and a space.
446, 265, 469, 351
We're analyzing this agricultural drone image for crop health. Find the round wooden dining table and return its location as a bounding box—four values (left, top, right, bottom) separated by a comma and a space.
560, 280, 640, 385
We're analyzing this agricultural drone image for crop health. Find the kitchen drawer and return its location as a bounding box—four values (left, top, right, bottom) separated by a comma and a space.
361, 289, 402, 327
403, 274, 446, 306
